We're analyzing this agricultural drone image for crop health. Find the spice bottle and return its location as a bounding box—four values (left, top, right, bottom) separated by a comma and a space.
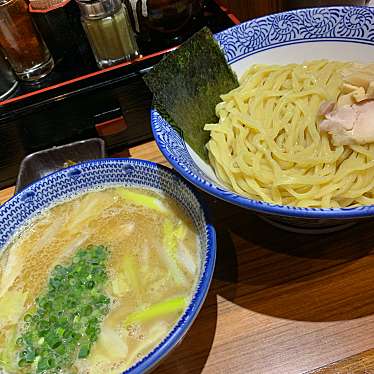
126, 0, 202, 49
29, 0, 94, 66
0, 0, 54, 81
77, 0, 139, 69
146, 0, 198, 35
0, 50, 18, 100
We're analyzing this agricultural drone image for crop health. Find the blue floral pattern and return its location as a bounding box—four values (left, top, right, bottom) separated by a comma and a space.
152, 6, 374, 222
215, 6, 374, 63
0, 159, 216, 374
269, 12, 301, 43
339, 7, 373, 37
299, 8, 339, 37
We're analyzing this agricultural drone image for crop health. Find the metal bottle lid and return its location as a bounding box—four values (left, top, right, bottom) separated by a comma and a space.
0, 0, 17, 7
76, 0, 121, 19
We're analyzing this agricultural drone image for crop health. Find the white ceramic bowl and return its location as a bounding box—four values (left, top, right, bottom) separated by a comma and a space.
151, 6, 374, 233
0, 159, 216, 373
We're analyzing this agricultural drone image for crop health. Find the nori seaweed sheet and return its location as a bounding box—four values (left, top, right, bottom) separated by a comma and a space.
143, 27, 239, 161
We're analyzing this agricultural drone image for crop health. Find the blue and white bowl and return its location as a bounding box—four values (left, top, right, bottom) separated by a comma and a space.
0, 158, 216, 373
151, 6, 374, 233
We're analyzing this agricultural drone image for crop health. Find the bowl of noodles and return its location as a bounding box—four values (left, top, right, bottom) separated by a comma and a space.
0, 158, 216, 374
151, 6, 374, 233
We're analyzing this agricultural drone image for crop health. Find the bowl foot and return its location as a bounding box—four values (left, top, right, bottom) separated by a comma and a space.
258, 215, 357, 235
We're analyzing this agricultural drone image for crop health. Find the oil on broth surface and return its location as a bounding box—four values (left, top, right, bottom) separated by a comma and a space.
0, 187, 200, 374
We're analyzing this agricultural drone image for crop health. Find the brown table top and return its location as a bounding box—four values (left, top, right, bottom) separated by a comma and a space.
1, 141, 373, 374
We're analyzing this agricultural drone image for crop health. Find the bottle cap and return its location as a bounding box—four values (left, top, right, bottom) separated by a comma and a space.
0, 0, 15, 6
76, 0, 120, 18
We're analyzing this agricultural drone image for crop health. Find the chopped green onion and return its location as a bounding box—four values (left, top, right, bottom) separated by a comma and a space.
25, 349, 36, 362
78, 344, 90, 359
18, 358, 27, 367
15, 245, 111, 373
37, 357, 51, 371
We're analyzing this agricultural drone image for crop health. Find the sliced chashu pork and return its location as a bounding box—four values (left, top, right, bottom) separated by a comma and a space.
320, 100, 374, 145
319, 63, 374, 146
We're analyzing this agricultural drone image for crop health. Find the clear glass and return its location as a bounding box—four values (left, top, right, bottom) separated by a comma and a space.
81, 3, 139, 69
146, 0, 198, 34
0, 51, 17, 99
127, 0, 202, 47
0, 0, 54, 81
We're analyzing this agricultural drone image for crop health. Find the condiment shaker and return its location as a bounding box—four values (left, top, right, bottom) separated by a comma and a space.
0, 0, 54, 81
30, 0, 94, 66
126, 0, 202, 49
77, 0, 139, 69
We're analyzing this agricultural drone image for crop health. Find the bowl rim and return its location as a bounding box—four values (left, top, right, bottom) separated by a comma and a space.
0, 158, 217, 374
151, 5, 374, 219
215, 4, 374, 65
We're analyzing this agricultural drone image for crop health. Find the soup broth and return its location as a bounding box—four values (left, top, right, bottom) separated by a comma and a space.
0, 187, 200, 374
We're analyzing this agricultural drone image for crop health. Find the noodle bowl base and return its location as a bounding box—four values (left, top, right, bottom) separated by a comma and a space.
258, 215, 357, 234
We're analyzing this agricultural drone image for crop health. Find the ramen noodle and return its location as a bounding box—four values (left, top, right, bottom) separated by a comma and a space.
205, 60, 374, 208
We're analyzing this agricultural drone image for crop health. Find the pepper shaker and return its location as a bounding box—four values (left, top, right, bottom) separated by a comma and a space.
29, 0, 94, 66
126, 0, 202, 49
76, 0, 139, 69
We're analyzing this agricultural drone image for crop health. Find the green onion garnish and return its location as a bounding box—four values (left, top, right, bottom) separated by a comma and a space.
16, 245, 110, 373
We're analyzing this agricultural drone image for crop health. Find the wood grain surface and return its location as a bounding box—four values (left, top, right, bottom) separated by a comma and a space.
308, 349, 374, 373
1, 141, 373, 373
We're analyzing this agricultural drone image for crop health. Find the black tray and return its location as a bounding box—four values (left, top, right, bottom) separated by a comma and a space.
0, 0, 238, 111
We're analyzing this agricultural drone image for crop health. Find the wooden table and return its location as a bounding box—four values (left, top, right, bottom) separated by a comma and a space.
1, 141, 373, 374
